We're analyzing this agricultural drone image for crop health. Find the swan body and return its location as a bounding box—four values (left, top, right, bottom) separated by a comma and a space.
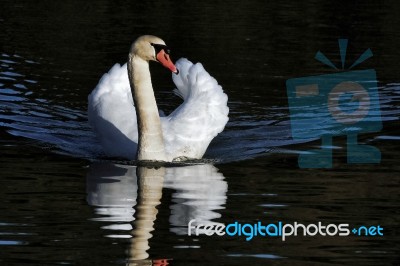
88, 36, 228, 161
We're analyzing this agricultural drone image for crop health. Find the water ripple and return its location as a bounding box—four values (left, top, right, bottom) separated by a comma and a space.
1, 52, 400, 163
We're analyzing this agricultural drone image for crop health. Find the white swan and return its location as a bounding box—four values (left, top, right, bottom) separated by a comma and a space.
88, 35, 229, 161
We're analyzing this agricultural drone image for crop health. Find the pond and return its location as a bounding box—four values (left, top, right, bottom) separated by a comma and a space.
1, 1, 399, 265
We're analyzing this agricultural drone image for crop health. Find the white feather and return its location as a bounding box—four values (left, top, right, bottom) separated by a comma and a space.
88, 58, 229, 161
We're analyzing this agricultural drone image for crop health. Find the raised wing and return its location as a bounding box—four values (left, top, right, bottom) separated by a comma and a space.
162, 58, 229, 160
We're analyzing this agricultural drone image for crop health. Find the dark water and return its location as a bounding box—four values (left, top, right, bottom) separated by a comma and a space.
1, 1, 400, 265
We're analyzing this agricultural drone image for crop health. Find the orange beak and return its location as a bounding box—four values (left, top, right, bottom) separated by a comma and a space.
156, 49, 179, 74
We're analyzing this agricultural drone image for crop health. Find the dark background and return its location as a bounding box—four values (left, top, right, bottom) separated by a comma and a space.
1, 1, 399, 265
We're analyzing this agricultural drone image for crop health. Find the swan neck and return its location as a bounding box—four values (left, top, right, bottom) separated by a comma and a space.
128, 54, 167, 161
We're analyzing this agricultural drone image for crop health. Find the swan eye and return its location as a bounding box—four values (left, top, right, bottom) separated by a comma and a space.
150, 43, 171, 55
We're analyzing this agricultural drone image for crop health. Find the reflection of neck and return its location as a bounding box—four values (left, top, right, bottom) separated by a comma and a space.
128, 167, 165, 261
128, 54, 167, 161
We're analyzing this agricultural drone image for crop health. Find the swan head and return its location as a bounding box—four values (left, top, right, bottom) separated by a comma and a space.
131, 35, 179, 74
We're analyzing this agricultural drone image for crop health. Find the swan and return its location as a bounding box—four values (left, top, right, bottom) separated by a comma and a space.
88, 35, 229, 161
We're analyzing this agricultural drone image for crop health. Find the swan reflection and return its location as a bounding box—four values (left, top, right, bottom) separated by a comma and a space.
86, 162, 227, 262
